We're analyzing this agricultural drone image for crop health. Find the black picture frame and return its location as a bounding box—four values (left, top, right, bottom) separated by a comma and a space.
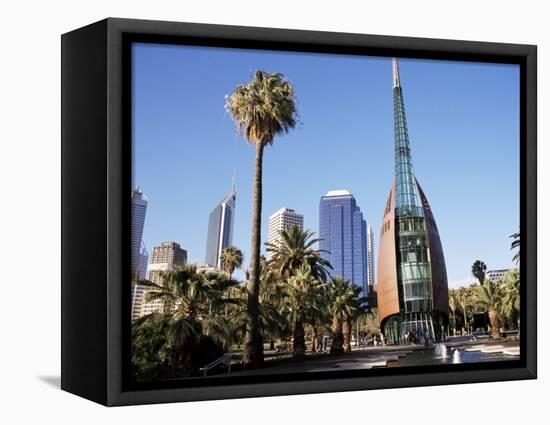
61, 17, 537, 406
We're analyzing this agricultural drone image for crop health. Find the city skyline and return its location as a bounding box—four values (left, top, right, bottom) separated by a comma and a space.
132, 44, 520, 286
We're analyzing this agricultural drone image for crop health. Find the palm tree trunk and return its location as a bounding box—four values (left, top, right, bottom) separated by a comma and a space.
293, 319, 306, 360
462, 309, 468, 334
343, 318, 352, 353
311, 325, 318, 353
330, 314, 343, 354
450, 310, 456, 335
489, 309, 501, 340
243, 143, 265, 369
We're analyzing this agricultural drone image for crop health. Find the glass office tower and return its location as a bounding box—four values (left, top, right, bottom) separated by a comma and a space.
319, 190, 368, 294
205, 178, 236, 269
377, 58, 449, 343
131, 186, 148, 278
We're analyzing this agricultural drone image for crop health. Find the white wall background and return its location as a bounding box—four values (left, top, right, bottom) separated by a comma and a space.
0, 1, 546, 423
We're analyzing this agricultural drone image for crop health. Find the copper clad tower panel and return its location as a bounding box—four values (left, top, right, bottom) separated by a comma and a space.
377, 182, 400, 323
416, 181, 449, 315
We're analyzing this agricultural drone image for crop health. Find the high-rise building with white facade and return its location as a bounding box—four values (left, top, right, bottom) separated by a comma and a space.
205, 178, 236, 269
367, 224, 375, 287
131, 284, 147, 322
486, 269, 512, 284
267, 208, 304, 259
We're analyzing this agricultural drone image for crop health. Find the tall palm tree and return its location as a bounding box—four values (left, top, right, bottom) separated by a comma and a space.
328, 278, 359, 354
220, 246, 244, 318
364, 307, 380, 338
229, 257, 286, 351
267, 226, 332, 358
306, 285, 330, 353
472, 260, 487, 286
502, 268, 520, 332
220, 246, 244, 279
510, 231, 520, 264
475, 280, 504, 339
226, 70, 298, 368
448, 289, 458, 335
266, 225, 332, 283
281, 265, 324, 359
457, 287, 471, 335
344, 286, 368, 352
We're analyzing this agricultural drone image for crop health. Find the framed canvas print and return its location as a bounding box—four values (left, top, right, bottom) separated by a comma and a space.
61, 18, 537, 406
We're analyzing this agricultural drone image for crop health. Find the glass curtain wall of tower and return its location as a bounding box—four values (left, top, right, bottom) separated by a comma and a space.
131, 186, 148, 279
205, 181, 236, 269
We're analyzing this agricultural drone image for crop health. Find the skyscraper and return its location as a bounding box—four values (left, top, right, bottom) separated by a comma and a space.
367, 224, 375, 287
205, 178, 236, 269
131, 186, 148, 321
267, 208, 304, 259
377, 58, 449, 343
139, 241, 188, 317
150, 241, 187, 265
131, 186, 147, 278
319, 190, 368, 294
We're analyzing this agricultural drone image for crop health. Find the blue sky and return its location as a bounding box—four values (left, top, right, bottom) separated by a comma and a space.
132, 43, 519, 287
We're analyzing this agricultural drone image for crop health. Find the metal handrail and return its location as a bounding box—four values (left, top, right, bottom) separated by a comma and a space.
199, 353, 233, 376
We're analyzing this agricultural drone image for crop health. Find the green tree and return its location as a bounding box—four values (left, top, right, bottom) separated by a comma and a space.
226, 70, 298, 368
281, 265, 324, 359
457, 287, 471, 334
306, 284, 330, 353
230, 256, 286, 351
364, 307, 380, 338
345, 287, 368, 352
471, 260, 487, 286
448, 289, 458, 335
502, 268, 520, 332
131, 313, 173, 381
266, 226, 332, 358
328, 278, 360, 354
220, 246, 244, 279
475, 280, 504, 340
266, 225, 332, 282
141, 264, 239, 372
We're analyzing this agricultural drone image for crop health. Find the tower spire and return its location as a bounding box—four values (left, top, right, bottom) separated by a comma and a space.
392, 56, 420, 212
392, 57, 401, 88
231, 169, 236, 192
